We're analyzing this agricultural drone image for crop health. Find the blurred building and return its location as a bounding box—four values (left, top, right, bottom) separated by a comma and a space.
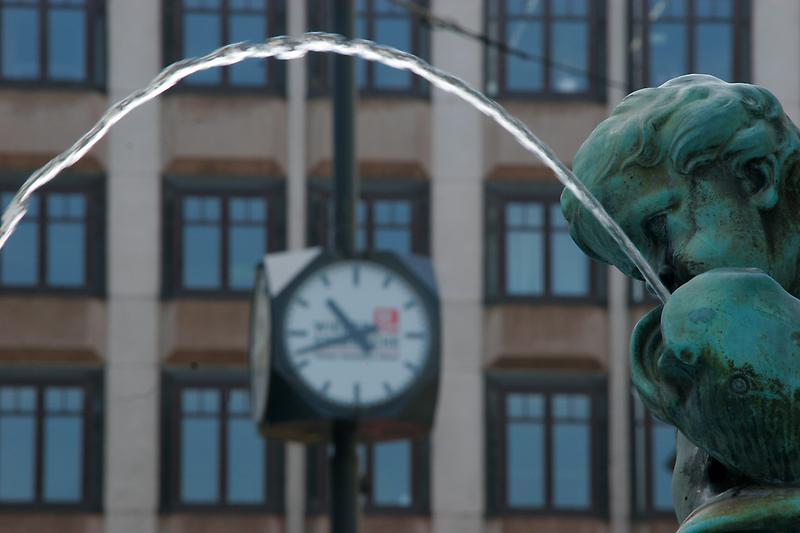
0, 0, 790, 532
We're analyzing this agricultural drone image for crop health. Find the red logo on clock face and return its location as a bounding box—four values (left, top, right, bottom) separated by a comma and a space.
374, 307, 399, 334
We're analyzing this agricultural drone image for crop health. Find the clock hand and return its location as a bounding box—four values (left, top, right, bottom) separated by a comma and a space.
326, 299, 374, 353
295, 324, 378, 356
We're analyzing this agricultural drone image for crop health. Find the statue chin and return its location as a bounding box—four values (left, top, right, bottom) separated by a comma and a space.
630, 268, 800, 529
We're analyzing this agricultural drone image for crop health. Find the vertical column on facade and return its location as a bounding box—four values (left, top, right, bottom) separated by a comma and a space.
430, 2, 485, 533
752, 0, 800, 123
606, 1, 632, 532
285, 1, 308, 532
105, 1, 163, 532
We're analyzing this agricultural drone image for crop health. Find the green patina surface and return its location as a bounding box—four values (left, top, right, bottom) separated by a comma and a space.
562, 75, 800, 531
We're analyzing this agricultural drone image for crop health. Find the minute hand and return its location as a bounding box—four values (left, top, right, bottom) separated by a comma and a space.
326, 299, 373, 353
294, 324, 378, 356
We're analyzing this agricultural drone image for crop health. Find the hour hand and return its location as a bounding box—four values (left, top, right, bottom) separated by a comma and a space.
326, 299, 373, 353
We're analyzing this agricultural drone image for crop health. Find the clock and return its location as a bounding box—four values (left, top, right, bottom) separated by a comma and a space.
280, 257, 433, 408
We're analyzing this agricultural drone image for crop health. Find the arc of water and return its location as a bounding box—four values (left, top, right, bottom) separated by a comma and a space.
0, 32, 671, 303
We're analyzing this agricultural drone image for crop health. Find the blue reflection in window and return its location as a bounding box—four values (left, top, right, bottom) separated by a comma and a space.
1, 194, 38, 286
181, 388, 220, 503
695, 23, 732, 80
43, 387, 84, 502
47, 193, 86, 287
355, 12, 368, 88
184, 13, 222, 84
182, 196, 222, 289
0, 386, 36, 502
229, 14, 267, 86
507, 420, 544, 507
551, 21, 588, 93
652, 420, 676, 510
507, 0, 543, 16
505, 202, 543, 295
373, 440, 411, 507
374, 200, 411, 253
228, 197, 267, 290
374, 18, 411, 88
550, 206, 588, 295
649, 22, 687, 86
552, 393, 591, 509
2, 6, 39, 79
227, 390, 265, 503
505, 20, 543, 91
48, 8, 86, 81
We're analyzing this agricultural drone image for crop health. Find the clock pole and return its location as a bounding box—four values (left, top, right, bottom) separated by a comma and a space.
332, 2, 360, 533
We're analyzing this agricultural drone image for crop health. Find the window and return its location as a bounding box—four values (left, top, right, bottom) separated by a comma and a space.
167, 0, 285, 90
485, 187, 600, 301
163, 179, 285, 295
0, 0, 105, 86
307, 0, 430, 96
161, 372, 284, 511
628, 0, 751, 89
486, 374, 606, 515
633, 393, 676, 516
307, 438, 429, 514
307, 181, 429, 256
0, 180, 103, 293
485, 0, 605, 98
0, 369, 103, 510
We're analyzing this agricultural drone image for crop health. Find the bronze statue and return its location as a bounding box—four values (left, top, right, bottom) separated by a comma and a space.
562, 74, 800, 531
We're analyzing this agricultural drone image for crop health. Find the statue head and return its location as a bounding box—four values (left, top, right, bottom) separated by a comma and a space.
562, 74, 800, 295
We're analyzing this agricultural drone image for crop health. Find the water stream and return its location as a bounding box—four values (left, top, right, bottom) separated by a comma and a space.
0, 32, 671, 303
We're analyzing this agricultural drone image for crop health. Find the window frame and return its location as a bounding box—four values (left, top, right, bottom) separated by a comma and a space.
485, 371, 608, 518
484, 183, 605, 304
631, 391, 678, 520
485, 0, 607, 101
164, 0, 287, 95
306, 0, 431, 99
627, 0, 752, 91
0, 367, 104, 512
0, 0, 106, 89
162, 176, 286, 298
306, 179, 430, 256
159, 369, 285, 513
0, 173, 105, 296
305, 437, 431, 516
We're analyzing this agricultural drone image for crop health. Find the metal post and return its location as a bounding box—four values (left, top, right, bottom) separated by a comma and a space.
331, 2, 359, 533
333, 0, 357, 255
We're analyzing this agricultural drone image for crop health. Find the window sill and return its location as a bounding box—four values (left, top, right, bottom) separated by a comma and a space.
164, 84, 286, 98
0, 80, 106, 93
484, 295, 606, 307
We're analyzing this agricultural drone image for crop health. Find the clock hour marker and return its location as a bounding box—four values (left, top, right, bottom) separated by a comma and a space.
405, 332, 425, 340
383, 381, 393, 395
403, 300, 417, 310
320, 273, 330, 287
320, 380, 331, 394
352, 265, 360, 286
295, 297, 309, 308
353, 383, 361, 403
288, 329, 308, 337
382, 275, 393, 288
404, 361, 419, 373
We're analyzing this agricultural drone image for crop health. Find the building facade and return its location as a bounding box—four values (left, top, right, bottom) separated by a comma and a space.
0, 1, 795, 532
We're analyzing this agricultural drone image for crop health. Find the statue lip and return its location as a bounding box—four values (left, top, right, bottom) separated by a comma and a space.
677, 486, 800, 533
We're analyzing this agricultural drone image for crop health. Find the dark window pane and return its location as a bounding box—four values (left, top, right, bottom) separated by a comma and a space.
695, 23, 732, 80
552, 393, 591, 509
180, 389, 220, 503
184, 13, 222, 84
505, 20, 543, 91
652, 421, 676, 511
373, 440, 411, 507
507, 420, 544, 507
228, 225, 266, 289
43, 387, 84, 502
505, 202, 544, 295
553, 0, 588, 16
48, 8, 87, 81
1, 194, 39, 286
0, 386, 36, 502
229, 14, 267, 86
356, 14, 367, 89
649, 0, 686, 18
507, 0, 544, 16
551, 238, 588, 295
373, 18, 412, 89
551, 21, 588, 93
356, 200, 367, 251
182, 197, 222, 289
2, 7, 39, 79
227, 417, 265, 503
649, 22, 687, 86
696, 0, 732, 17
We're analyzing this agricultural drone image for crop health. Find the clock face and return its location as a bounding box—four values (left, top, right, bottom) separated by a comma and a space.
282, 259, 431, 407
249, 267, 270, 423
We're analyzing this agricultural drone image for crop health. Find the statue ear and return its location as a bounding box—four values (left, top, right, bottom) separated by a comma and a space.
743, 155, 780, 210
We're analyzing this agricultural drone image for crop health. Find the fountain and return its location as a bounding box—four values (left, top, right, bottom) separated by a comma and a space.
0, 32, 791, 531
